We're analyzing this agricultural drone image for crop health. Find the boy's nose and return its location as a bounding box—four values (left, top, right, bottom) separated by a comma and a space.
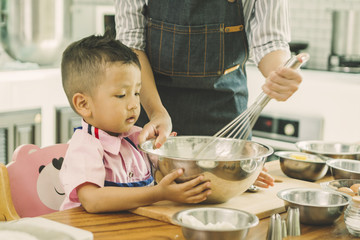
128, 99, 139, 110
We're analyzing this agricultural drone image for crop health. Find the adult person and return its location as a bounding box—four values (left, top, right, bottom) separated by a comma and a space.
115, 0, 302, 187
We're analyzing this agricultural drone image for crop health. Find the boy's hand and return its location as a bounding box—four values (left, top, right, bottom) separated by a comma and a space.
157, 168, 211, 203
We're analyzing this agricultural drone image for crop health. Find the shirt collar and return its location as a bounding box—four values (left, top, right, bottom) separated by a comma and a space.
81, 120, 141, 155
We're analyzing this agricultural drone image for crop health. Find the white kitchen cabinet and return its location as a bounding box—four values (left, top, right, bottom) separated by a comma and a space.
0, 68, 69, 149
56, 106, 81, 143
0, 108, 41, 164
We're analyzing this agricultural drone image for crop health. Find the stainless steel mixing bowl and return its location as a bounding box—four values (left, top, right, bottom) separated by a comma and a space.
320, 179, 360, 196
326, 159, 360, 179
296, 141, 360, 160
172, 207, 259, 240
139, 136, 273, 203
275, 151, 328, 181
277, 188, 350, 225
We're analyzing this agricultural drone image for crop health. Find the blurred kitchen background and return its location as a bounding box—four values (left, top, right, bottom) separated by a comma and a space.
0, 0, 359, 164
289, 0, 360, 72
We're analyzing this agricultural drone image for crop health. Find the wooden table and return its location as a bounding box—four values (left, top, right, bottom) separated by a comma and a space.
41, 206, 357, 240
41, 161, 358, 240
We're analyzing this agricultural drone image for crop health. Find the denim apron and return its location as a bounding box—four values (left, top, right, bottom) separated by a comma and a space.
138, 0, 249, 136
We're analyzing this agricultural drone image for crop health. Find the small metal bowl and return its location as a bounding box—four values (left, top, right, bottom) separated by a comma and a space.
275, 151, 328, 181
277, 188, 350, 225
326, 159, 360, 179
320, 179, 360, 196
296, 140, 360, 160
172, 207, 259, 240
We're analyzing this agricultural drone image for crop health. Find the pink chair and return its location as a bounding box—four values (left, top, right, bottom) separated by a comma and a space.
6, 144, 68, 218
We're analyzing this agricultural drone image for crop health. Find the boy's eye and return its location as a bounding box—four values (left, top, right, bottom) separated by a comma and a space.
116, 94, 125, 98
135, 92, 140, 96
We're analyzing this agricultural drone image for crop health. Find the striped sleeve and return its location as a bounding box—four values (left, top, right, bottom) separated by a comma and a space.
243, 0, 291, 65
114, 0, 147, 50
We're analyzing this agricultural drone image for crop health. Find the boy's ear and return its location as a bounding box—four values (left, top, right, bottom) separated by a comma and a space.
72, 93, 91, 118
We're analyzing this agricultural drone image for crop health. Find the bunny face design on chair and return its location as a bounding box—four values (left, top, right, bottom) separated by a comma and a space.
7, 144, 68, 217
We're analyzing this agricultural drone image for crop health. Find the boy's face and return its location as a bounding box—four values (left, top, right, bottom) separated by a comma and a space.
86, 62, 141, 134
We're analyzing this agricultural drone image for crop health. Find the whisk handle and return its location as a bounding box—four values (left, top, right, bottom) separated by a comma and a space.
257, 53, 310, 104
284, 53, 310, 69
255, 92, 271, 107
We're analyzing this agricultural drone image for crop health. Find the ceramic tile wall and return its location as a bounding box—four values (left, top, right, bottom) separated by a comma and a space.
289, 0, 360, 70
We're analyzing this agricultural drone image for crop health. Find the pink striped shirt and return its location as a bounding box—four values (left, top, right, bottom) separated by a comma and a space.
60, 120, 152, 210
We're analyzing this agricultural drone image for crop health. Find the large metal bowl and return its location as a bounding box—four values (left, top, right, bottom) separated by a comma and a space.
277, 188, 350, 225
326, 159, 360, 179
172, 207, 259, 240
275, 151, 328, 181
139, 136, 273, 203
296, 141, 360, 160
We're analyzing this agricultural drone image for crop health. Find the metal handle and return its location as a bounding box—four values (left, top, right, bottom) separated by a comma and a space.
284, 53, 310, 69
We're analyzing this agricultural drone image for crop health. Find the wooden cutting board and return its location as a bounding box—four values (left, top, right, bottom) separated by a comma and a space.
130, 161, 328, 223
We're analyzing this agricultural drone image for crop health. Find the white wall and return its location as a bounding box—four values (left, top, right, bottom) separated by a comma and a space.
246, 65, 360, 143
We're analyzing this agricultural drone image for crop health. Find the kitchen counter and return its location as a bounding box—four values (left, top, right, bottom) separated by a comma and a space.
40, 160, 357, 240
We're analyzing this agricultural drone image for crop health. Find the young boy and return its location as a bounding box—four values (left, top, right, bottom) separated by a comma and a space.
59, 33, 211, 213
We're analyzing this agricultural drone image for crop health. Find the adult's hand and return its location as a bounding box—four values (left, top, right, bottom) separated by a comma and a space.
258, 50, 303, 102
133, 49, 173, 148
253, 166, 275, 188
138, 111, 174, 148
262, 67, 302, 101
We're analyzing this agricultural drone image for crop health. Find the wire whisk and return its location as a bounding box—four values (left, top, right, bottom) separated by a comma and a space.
215, 53, 309, 140
195, 53, 310, 159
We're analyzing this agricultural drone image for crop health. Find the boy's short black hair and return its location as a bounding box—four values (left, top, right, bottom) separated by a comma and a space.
61, 31, 141, 111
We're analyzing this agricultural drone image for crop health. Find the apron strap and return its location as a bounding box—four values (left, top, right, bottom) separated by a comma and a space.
124, 137, 139, 151
104, 175, 154, 187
